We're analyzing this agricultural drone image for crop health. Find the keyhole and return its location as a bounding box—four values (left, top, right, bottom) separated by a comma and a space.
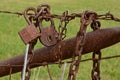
47, 36, 52, 42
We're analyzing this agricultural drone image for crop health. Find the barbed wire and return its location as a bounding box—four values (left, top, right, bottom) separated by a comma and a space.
1, 10, 120, 22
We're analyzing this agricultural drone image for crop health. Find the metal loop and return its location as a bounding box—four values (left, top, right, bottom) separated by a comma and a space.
24, 7, 37, 25
37, 4, 50, 13
37, 4, 51, 21
91, 21, 101, 31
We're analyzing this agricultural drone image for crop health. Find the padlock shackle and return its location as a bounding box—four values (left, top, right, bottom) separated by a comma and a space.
24, 7, 37, 25
38, 18, 55, 29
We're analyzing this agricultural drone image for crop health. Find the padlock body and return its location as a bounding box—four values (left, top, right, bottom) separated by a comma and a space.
39, 27, 58, 46
18, 24, 40, 44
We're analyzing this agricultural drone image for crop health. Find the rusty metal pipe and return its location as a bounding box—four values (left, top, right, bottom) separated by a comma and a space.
0, 27, 120, 77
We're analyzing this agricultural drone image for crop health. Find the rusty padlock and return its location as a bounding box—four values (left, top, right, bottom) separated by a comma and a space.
38, 19, 58, 47
18, 7, 40, 44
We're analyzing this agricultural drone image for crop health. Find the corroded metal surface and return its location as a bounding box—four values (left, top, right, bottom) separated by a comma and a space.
0, 27, 120, 77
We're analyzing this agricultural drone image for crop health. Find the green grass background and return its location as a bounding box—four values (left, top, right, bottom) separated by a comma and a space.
0, 0, 120, 80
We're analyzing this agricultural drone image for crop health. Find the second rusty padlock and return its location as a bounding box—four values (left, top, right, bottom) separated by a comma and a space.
18, 7, 40, 44
38, 18, 58, 47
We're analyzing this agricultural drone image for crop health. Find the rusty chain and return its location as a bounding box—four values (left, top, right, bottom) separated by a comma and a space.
57, 10, 71, 68
58, 10, 70, 40
25, 65, 31, 80
67, 10, 98, 80
1, 4, 120, 80
32, 5, 54, 80
90, 19, 101, 80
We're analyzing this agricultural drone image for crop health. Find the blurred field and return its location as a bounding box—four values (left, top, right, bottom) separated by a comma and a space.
0, 0, 120, 80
